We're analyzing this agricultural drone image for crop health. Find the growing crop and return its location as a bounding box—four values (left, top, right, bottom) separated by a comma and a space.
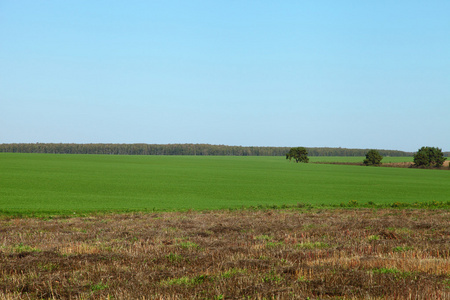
1, 153, 449, 215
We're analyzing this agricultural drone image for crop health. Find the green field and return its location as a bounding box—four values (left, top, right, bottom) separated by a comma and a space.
0, 153, 448, 214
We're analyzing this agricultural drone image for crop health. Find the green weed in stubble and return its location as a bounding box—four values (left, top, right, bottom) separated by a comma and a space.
393, 246, 414, 252
166, 253, 184, 263
371, 268, 415, 279
160, 275, 212, 287
368, 235, 380, 241
296, 242, 329, 249
37, 262, 58, 271
266, 241, 284, 248
255, 235, 272, 241
443, 278, 450, 289
262, 270, 283, 283
178, 241, 199, 249
91, 282, 109, 292
221, 268, 247, 279
13, 243, 41, 253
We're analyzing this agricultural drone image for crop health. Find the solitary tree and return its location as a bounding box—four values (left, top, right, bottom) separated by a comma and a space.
413, 146, 446, 167
363, 150, 383, 166
286, 147, 309, 163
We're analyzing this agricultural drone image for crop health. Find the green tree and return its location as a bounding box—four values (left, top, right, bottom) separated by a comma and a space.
413, 146, 446, 167
286, 147, 309, 163
363, 150, 383, 166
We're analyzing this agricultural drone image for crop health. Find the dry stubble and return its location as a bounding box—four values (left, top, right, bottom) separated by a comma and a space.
0, 209, 449, 299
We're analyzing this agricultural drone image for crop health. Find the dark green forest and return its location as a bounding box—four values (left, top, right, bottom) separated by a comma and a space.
0, 143, 423, 157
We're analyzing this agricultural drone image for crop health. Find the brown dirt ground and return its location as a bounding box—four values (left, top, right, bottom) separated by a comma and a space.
0, 209, 449, 299
383, 161, 450, 168
314, 161, 450, 169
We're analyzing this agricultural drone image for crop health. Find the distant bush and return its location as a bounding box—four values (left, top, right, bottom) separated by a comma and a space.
286, 147, 309, 163
363, 150, 383, 166
413, 146, 446, 167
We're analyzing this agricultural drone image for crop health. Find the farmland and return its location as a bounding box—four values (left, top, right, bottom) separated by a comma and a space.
1, 153, 449, 215
1, 153, 449, 299
0, 209, 449, 299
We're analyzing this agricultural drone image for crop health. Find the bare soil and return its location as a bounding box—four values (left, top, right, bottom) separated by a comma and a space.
314, 161, 450, 169
382, 161, 450, 169
0, 209, 449, 299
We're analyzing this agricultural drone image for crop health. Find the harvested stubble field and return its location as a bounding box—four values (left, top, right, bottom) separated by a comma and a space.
1, 209, 449, 299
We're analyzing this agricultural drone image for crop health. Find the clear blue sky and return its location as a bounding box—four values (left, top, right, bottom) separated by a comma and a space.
1, 1, 449, 152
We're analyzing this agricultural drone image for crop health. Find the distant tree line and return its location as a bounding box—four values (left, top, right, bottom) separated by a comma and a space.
0, 143, 422, 157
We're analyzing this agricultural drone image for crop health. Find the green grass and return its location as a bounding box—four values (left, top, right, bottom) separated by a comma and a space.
0, 153, 448, 215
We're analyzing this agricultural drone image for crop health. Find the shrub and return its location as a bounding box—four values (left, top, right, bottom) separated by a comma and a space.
413, 146, 446, 167
363, 150, 383, 166
286, 147, 309, 163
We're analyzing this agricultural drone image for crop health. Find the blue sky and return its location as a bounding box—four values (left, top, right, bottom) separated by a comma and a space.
1, 1, 449, 151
